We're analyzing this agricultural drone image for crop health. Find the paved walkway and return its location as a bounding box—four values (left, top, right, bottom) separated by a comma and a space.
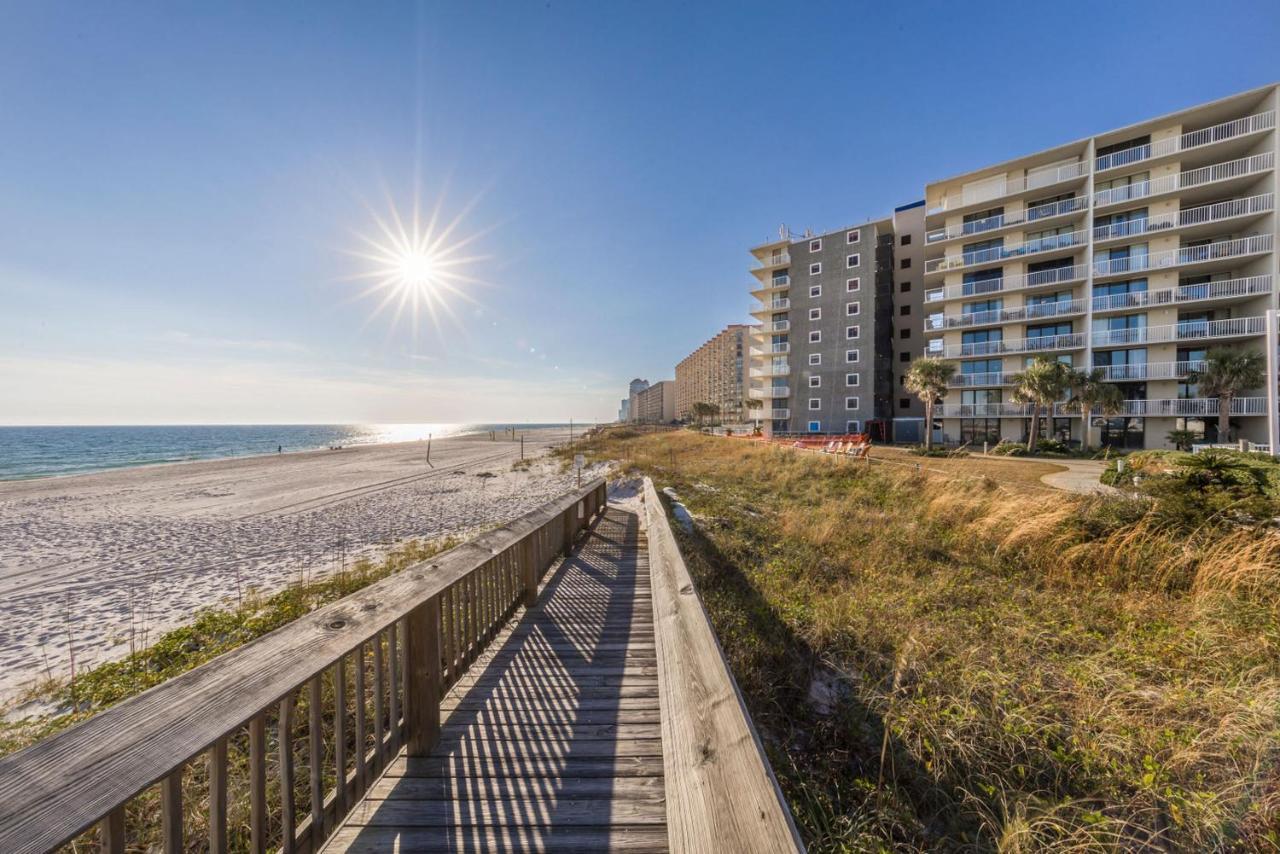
1036, 458, 1118, 495
324, 507, 668, 852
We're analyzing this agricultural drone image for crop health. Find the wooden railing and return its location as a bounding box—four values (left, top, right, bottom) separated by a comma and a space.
644, 478, 803, 852
0, 478, 608, 854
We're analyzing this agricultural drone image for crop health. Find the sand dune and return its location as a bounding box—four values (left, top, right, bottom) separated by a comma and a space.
0, 429, 599, 704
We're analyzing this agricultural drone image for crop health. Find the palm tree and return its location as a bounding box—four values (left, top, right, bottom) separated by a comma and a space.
1009, 357, 1073, 454
1065, 368, 1125, 454
904, 357, 955, 451
1189, 348, 1265, 442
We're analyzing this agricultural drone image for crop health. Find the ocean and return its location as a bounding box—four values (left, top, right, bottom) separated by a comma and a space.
0, 423, 583, 481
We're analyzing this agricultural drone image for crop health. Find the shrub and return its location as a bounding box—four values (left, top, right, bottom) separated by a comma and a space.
990, 441, 1026, 456
1033, 437, 1071, 456
908, 446, 968, 458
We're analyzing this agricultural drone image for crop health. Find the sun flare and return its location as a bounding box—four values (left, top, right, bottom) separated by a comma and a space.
345, 192, 487, 338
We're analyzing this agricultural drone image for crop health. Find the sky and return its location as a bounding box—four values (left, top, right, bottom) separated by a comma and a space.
1, 1, 1278, 425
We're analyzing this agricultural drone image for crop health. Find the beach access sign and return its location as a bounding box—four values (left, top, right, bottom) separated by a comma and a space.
574, 454, 585, 470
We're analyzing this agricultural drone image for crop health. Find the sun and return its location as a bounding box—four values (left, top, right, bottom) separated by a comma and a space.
344, 192, 487, 338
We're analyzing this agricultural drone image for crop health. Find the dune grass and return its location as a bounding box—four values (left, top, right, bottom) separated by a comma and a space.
569, 429, 1280, 852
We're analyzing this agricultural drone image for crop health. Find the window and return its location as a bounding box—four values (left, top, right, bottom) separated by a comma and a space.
846, 253, 860, 269
899, 328, 911, 339
809, 284, 822, 298
899, 351, 911, 362
808, 375, 821, 388
845, 397, 860, 410
899, 398, 911, 409
846, 325, 860, 340
900, 234, 912, 246
845, 373, 859, 387
900, 258, 911, 269
808, 330, 821, 344
845, 302, 861, 317
808, 353, 822, 366
845, 349, 859, 363
847, 421, 860, 433
846, 278, 861, 292
899, 305, 910, 316
808, 307, 821, 321
808, 421, 821, 433
809, 238, 822, 252
899, 281, 912, 292
809, 262, 822, 276
808, 398, 822, 411
847, 229, 860, 244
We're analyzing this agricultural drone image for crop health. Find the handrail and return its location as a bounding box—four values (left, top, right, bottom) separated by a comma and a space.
1093, 152, 1274, 206
1094, 111, 1276, 171
925, 195, 1089, 244
936, 397, 1267, 418
1091, 193, 1273, 241
1093, 234, 1274, 278
1091, 275, 1273, 312
643, 478, 803, 852
925, 228, 1087, 274
0, 478, 609, 854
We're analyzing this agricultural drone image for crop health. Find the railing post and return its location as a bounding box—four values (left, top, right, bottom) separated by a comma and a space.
522, 531, 539, 607
562, 507, 574, 557
404, 595, 441, 757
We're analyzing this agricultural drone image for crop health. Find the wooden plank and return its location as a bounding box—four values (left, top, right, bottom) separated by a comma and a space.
418, 737, 663, 759
308, 676, 324, 849
322, 824, 668, 853
278, 697, 296, 853
363, 774, 664, 801
372, 632, 385, 770
160, 769, 182, 853
341, 797, 666, 827
643, 478, 802, 853
352, 642, 367, 795
404, 597, 441, 757
388, 754, 665, 779
248, 713, 267, 853
440, 695, 661, 713
333, 656, 347, 815
208, 737, 228, 854
440, 706, 661, 726
437, 722, 661, 742
100, 807, 125, 854
0, 480, 606, 854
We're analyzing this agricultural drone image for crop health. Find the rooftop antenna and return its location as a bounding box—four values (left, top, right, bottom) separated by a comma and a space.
778, 223, 787, 240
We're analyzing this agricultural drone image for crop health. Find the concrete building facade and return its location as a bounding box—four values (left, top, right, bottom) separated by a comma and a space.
626, 378, 649, 424
675, 325, 748, 422
922, 84, 1279, 450
747, 208, 925, 438
634, 380, 676, 424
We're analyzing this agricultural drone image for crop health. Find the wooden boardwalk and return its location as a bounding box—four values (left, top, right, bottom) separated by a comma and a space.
324, 506, 667, 852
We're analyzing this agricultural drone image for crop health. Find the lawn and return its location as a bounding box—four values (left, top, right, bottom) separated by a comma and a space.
569, 428, 1280, 852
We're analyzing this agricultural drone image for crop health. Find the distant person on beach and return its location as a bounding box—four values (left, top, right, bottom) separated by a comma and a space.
277, 445, 282, 453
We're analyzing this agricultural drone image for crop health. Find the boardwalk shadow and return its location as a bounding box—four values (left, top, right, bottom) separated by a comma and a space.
344, 508, 664, 852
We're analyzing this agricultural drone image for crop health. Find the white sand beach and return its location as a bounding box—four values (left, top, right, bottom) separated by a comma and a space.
0, 428, 602, 705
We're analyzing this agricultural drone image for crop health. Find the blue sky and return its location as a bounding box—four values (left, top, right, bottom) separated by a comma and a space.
1, 1, 1277, 425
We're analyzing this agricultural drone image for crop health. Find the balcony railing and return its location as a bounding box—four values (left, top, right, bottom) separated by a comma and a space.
936, 397, 1267, 418
750, 343, 791, 357
768, 320, 791, 333
749, 362, 790, 378
925, 298, 1085, 331
767, 409, 791, 420
1093, 152, 1274, 207
925, 228, 1087, 274
924, 263, 1089, 302
1094, 360, 1205, 381
1092, 193, 1274, 242
771, 275, 791, 286
949, 372, 1013, 387
1092, 234, 1274, 278
1091, 315, 1267, 347
749, 386, 791, 399
1092, 275, 1273, 312
936, 331, 1086, 359
925, 195, 1089, 244
756, 253, 791, 268
1094, 111, 1276, 172
928, 160, 1089, 213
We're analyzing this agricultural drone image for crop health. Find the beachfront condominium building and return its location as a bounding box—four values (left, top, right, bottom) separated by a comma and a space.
922, 83, 1278, 450
626, 378, 649, 424
675, 325, 748, 422
747, 207, 925, 438
634, 380, 676, 424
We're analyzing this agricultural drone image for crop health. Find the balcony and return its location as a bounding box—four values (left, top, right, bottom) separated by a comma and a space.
925, 298, 1085, 331
933, 331, 1086, 359
1092, 193, 1274, 243
949, 372, 1013, 387
1092, 315, 1267, 347
767, 320, 790, 333
1094, 360, 1205, 381
749, 362, 790, 378
925, 229, 1087, 275
1094, 111, 1276, 172
751, 297, 791, 318
1092, 275, 1273, 313
755, 253, 791, 269
1092, 234, 1274, 280
748, 342, 790, 357
936, 397, 1268, 418
924, 263, 1089, 303
928, 160, 1090, 214
749, 386, 791, 399
766, 409, 791, 420
1093, 152, 1274, 208
925, 195, 1089, 244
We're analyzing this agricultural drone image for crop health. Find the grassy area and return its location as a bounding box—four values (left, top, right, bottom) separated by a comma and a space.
570, 429, 1280, 852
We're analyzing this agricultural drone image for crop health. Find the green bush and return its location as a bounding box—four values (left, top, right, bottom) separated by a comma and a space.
1033, 437, 1072, 456
990, 441, 1026, 456
907, 446, 969, 458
